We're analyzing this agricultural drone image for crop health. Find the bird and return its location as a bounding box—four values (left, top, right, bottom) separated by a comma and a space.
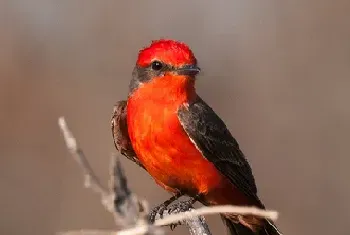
111, 39, 282, 235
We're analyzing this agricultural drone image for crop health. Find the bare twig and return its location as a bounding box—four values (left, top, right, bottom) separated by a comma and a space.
108, 154, 148, 227
58, 117, 162, 235
58, 116, 279, 235
155, 205, 278, 227
58, 117, 108, 196
117, 205, 278, 235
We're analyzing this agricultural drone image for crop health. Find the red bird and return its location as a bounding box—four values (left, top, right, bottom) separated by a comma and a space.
112, 39, 282, 235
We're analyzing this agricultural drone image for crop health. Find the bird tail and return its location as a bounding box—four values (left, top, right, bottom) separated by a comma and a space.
221, 216, 283, 235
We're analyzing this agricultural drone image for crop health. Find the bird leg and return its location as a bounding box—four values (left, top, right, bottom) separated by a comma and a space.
148, 192, 184, 224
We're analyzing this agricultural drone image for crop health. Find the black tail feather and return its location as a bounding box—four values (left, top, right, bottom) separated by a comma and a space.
221, 216, 283, 235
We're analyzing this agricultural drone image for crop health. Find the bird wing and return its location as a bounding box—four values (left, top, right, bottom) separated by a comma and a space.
177, 96, 263, 207
111, 100, 145, 169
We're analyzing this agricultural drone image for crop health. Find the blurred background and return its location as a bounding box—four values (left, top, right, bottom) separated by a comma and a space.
1, 0, 350, 234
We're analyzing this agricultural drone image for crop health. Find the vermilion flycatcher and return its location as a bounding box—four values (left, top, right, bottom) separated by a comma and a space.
111, 39, 282, 235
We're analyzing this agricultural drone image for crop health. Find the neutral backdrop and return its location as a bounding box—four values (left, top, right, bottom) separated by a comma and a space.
1, 1, 350, 235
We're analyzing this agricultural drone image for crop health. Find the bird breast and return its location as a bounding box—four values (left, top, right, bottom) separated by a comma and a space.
126, 92, 224, 195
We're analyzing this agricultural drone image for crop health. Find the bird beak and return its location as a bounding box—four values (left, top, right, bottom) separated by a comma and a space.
176, 65, 201, 76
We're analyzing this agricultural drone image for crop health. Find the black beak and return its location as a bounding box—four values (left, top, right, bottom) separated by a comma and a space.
176, 65, 201, 76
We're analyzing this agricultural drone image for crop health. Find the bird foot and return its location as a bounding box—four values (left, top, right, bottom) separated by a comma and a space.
148, 202, 170, 224
148, 192, 183, 224
148, 202, 181, 230
167, 198, 195, 213
166, 197, 199, 230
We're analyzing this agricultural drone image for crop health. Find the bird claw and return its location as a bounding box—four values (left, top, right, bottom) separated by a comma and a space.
147, 193, 197, 230
148, 192, 184, 224
148, 199, 195, 229
148, 203, 181, 230
169, 221, 182, 231
164, 198, 197, 230
167, 198, 195, 214
148, 203, 170, 224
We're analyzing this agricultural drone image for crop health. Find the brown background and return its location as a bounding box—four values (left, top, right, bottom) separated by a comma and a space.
1, 1, 350, 235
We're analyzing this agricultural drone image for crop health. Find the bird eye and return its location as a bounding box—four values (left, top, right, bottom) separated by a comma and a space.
151, 61, 163, 71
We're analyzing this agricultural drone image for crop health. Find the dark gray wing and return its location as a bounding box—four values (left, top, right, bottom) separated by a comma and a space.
177, 96, 263, 207
111, 100, 145, 169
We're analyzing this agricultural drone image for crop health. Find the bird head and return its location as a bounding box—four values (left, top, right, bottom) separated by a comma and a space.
129, 39, 200, 94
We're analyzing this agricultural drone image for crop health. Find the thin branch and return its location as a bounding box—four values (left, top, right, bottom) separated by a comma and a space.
58, 117, 108, 196
58, 116, 279, 235
58, 117, 162, 235
108, 154, 148, 227
155, 205, 278, 227
117, 205, 278, 235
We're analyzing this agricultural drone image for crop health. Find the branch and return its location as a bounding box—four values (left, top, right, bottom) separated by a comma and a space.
118, 205, 278, 235
58, 117, 162, 235
155, 205, 277, 227
58, 117, 108, 196
58, 116, 279, 235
